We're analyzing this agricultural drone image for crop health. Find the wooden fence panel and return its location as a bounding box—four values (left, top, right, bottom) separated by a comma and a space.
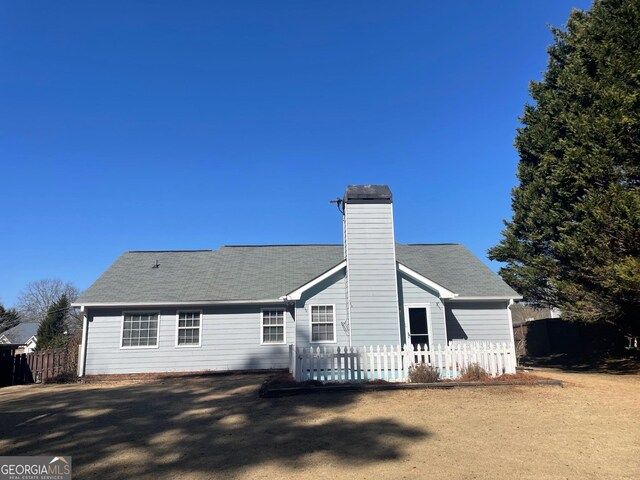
0, 348, 16, 387
27, 349, 67, 384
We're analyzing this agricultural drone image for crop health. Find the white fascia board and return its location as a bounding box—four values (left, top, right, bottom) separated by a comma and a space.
446, 295, 523, 301
71, 299, 288, 308
397, 263, 457, 299
280, 261, 347, 301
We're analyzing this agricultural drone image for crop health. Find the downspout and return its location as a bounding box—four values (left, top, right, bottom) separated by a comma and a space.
507, 299, 517, 368
441, 298, 449, 346
343, 204, 353, 347
78, 306, 89, 377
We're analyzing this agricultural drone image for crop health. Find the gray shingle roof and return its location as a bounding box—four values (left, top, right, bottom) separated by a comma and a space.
395, 244, 519, 297
0, 322, 39, 344
75, 244, 518, 305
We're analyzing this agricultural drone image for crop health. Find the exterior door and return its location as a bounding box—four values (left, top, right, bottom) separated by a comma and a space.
406, 306, 430, 349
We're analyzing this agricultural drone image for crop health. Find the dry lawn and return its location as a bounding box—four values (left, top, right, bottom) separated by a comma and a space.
0, 369, 638, 479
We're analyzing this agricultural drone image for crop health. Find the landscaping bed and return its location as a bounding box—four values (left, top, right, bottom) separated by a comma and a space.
259, 371, 562, 397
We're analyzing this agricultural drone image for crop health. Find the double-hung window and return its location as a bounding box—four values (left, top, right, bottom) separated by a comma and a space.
261, 309, 285, 344
177, 311, 201, 347
311, 305, 335, 343
121, 312, 159, 348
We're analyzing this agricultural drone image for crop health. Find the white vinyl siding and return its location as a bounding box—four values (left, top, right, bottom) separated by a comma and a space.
310, 305, 336, 343
261, 308, 285, 344
121, 312, 159, 348
176, 311, 201, 347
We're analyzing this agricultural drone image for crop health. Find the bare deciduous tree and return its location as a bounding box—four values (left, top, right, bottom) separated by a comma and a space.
16, 279, 80, 323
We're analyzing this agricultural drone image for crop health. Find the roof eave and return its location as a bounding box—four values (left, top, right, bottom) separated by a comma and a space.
281, 260, 347, 301
397, 263, 457, 299
71, 298, 289, 308
446, 295, 523, 301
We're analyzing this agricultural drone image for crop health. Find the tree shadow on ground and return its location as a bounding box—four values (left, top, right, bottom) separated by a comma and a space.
521, 353, 640, 375
0, 372, 429, 479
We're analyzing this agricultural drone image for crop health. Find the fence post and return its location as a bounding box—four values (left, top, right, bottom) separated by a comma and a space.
402, 344, 408, 381
295, 347, 301, 381
333, 346, 338, 381
389, 345, 395, 381
489, 342, 496, 376
361, 346, 368, 381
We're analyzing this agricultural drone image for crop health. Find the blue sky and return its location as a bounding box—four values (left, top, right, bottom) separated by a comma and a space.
0, 1, 592, 307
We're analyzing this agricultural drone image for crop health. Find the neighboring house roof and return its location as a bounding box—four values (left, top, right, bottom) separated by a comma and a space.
0, 322, 39, 345
74, 244, 519, 306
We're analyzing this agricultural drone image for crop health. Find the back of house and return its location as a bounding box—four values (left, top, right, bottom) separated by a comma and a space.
73, 185, 520, 376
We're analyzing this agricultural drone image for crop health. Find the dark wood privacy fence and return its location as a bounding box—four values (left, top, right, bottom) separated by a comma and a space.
0, 347, 16, 387
0, 346, 71, 387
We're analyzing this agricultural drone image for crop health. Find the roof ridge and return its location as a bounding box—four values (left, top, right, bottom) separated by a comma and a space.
403, 243, 461, 246
222, 244, 342, 248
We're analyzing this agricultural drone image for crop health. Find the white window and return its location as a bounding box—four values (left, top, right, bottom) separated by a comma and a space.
261, 309, 285, 344
176, 311, 201, 347
121, 312, 159, 348
311, 305, 336, 343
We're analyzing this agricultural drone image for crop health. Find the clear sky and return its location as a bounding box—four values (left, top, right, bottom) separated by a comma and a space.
0, 1, 592, 307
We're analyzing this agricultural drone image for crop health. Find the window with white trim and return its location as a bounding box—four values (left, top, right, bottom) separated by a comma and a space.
122, 312, 159, 347
177, 311, 201, 346
262, 309, 285, 344
311, 305, 335, 342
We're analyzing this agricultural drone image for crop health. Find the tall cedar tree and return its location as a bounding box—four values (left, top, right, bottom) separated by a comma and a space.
489, 0, 640, 336
36, 294, 69, 350
0, 305, 21, 333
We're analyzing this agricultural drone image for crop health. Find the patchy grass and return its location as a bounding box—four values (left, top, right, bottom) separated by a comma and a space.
489, 372, 555, 383
521, 353, 640, 374
0, 370, 637, 479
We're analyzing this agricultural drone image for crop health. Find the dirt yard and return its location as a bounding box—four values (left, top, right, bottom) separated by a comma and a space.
0, 369, 638, 479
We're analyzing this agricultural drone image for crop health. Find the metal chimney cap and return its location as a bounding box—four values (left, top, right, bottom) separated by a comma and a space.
344, 185, 392, 204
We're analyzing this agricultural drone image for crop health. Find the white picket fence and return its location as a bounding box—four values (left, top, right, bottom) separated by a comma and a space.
289, 342, 516, 383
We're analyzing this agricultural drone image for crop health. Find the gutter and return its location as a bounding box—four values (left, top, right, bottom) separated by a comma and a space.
446, 296, 523, 301
71, 298, 288, 308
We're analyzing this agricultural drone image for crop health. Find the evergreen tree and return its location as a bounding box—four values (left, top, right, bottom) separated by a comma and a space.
0, 305, 21, 333
36, 294, 69, 350
489, 0, 640, 336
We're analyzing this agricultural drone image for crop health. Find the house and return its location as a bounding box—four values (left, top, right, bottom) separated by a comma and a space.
0, 322, 39, 354
73, 185, 521, 376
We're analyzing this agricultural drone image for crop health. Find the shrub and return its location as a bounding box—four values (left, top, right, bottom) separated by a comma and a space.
459, 363, 489, 381
408, 363, 440, 383
44, 372, 80, 384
